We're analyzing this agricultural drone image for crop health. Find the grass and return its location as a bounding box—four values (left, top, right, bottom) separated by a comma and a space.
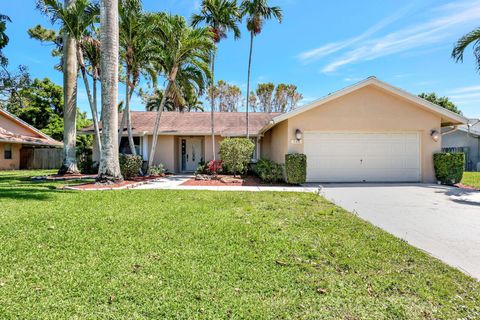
0, 170, 479, 319
462, 171, 480, 189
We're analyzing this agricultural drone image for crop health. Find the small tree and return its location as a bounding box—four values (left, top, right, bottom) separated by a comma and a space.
219, 138, 255, 177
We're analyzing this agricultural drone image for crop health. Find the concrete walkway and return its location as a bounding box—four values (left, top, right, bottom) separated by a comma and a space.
319, 183, 480, 280
133, 175, 319, 193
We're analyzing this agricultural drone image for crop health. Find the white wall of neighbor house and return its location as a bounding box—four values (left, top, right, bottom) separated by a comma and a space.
263, 85, 443, 182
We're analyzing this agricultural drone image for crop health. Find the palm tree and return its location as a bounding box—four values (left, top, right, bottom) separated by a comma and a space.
147, 14, 214, 172
97, 0, 123, 183
240, 0, 281, 138
452, 27, 480, 70
38, 0, 103, 158
191, 0, 241, 161
118, 0, 158, 155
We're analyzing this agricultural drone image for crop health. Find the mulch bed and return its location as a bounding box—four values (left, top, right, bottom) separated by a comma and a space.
181, 175, 289, 187
63, 176, 163, 191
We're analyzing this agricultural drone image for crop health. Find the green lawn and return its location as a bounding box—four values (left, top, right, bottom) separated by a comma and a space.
462, 171, 480, 189
1, 170, 479, 319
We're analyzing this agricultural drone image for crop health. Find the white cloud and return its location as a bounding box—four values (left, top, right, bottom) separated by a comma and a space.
297, 4, 412, 63
449, 85, 480, 94
298, 0, 480, 73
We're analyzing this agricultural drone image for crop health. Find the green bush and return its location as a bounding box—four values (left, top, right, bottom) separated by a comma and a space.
433, 153, 464, 185
119, 154, 143, 179
255, 159, 284, 183
195, 161, 209, 175
219, 138, 255, 176
285, 153, 307, 185
149, 164, 165, 176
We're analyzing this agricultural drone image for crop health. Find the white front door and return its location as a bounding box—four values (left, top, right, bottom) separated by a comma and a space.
304, 132, 421, 182
181, 138, 203, 172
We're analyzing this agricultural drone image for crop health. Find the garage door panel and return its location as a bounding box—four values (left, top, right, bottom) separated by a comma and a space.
304, 132, 421, 182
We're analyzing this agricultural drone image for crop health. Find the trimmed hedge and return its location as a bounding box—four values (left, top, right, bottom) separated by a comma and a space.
219, 138, 255, 176
255, 159, 284, 183
119, 154, 143, 179
285, 153, 307, 185
433, 153, 464, 185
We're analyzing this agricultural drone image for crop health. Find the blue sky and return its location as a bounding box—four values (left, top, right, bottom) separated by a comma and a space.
2, 0, 480, 118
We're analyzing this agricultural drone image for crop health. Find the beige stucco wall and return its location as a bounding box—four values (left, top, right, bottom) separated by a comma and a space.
204, 135, 224, 162
262, 120, 289, 164
0, 142, 21, 170
147, 135, 176, 173
264, 85, 442, 182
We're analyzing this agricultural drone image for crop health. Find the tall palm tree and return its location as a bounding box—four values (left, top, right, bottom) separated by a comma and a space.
240, 0, 281, 138
119, 0, 158, 155
38, 0, 102, 157
147, 14, 214, 172
97, 0, 123, 183
59, 0, 79, 174
191, 0, 241, 161
452, 27, 480, 70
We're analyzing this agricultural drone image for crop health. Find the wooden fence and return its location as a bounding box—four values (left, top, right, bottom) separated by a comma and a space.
20, 148, 63, 170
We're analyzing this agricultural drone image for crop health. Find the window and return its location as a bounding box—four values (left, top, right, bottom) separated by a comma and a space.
4, 143, 12, 160
119, 137, 141, 155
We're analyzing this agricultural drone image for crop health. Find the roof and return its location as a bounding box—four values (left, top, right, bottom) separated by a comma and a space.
455, 121, 480, 137
260, 77, 468, 134
0, 109, 62, 147
81, 112, 281, 136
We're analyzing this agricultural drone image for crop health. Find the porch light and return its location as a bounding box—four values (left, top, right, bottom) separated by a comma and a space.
295, 129, 303, 141
430, 130, 440, 142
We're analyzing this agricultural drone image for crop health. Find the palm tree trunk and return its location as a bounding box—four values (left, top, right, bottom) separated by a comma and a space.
245, 32, 254, 139
97, 0, 123, 183
125, 75, 137, 156
210, 51, 216, 161
147, 80, 173, 173
147, 67, 178, 173
58, 0, 79, 175
118, 107, 126, 146
77, 46, 102, 155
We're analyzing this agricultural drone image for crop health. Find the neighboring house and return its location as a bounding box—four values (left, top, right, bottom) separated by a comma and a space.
0, 108, 63, 170
442, 123, 480, 171
82, 77, 467, 183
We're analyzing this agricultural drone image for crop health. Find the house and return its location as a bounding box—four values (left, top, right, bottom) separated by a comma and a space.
82, 77, 467, 183
442, 123, 480, 171
0, 108, 63, 170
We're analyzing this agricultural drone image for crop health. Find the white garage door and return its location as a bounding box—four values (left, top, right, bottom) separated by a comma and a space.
304, 132, 421, 182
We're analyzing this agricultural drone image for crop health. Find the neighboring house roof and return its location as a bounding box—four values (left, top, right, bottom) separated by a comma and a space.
455, 123, 480, 137
81, 112, 282, 136
260, 77, 468, 134
0, 108, 62, 147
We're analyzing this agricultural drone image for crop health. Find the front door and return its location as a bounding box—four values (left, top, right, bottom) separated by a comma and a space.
181, 138, 203, 172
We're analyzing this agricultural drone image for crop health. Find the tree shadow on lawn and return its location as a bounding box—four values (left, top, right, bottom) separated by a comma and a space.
0, 187, 58, 201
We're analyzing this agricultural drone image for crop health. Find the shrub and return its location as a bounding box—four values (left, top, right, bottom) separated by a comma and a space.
255, 159, 284, 183
119, 154, 143, 179
285, 153, 307, 185
219, 138, 255, 176
207, 160, 223, 175
149, 163, 165, 176
433, 153, 464, 185
195, 161, 209, 175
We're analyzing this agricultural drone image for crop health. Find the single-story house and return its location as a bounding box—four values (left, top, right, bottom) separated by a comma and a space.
442, 122, 480, 171
83, 77, 467, 183
0, 108, 63, 170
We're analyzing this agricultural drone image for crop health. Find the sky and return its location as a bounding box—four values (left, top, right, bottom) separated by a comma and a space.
2, 0, 480, 119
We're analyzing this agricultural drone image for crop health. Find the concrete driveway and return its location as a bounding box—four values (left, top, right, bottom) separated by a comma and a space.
319, 184, 480, 280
